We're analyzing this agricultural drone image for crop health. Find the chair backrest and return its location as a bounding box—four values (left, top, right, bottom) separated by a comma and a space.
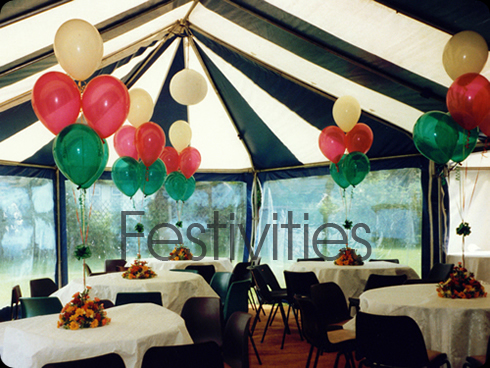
256, 264, 282, 291
231, 262, 251, 283
142, 341, 224, 368
223, 279, 251, 323
284, 271, 319, 302
10, 285, 22, 320
185, 264, 216, 284
181, 297, 222, 347
30, 278, 58, 297
364, 273, 407, 291
427, 263, 453, 282
368, 259, 400, 264
115, 292, 163, 306
20, 296, 63, 318
293, 295, 329, 347
210, 272, 233, 303
251, 267, 273, 303
105, 259, 127, 273
170, 268, 198, 273
98, 299, 115, 309
222, 312, 252, 368
84, 263, 105, 277
310, 282, 350, 325
42, 353, 125, 368
356, 311, 430, 367
297, 257, 325, 262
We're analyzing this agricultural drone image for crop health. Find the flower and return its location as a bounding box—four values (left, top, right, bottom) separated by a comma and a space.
122, 259, 157, 279
436, 262, 486, 299
169, 245, 193, 260
58, 287, 110, 329
456, 222, 471, 237
334, 246, 364, 266
134, 222, 144, 233
73, 244, 91, 261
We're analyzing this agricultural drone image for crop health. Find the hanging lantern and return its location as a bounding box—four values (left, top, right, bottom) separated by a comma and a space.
169, 69, 208, 105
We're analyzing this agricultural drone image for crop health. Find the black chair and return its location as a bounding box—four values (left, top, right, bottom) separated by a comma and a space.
356, 311, 451, 368
222, 311, 252, 368
104, 259, 127, 273
310, 282, 352, 329
463, 334, 490, 368
405, 263, 454, 284
250, 264, 289, 343
348, 273, 408, 314
115, 292, 163, 306
210, 271, 233, 305
30, 277, 58, 297
185, 264, 216, 284
368, 259, 400, 264
84, 263, 106, 277
282, 270, 320, 348
297, 257, 325, 262
20, 296, 63, 318
98, 299, 115, 309
231, 262, 251, 283
142, 341, 224, 368
42, 353, 126, 368
181, 297, 222, 347
10, 285, 22, 320
295, 295, 356, 368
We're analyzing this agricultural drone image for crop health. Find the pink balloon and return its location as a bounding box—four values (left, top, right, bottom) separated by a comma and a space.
114, 125, 138, 160
31, 71, 81, 135
345, 123, 373, 154
446, 73, 490, 130
180, 147, 201, 179
82, 75, 130, 138
159, 146, 180, 174
319, 126, 346, 164
135, 122, 166, 167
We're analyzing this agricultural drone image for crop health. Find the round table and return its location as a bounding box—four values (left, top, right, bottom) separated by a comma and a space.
289, 261, 420, 299
356, 283, 490, 368
447, 252, 490, 284
125, 257, 234, 272
52, 271, 218, 314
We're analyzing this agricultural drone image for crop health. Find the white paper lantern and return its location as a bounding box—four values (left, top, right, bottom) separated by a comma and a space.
169, 120, 192, 152
169, 69, 208, 105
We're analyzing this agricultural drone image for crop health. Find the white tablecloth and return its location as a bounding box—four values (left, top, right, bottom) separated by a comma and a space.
52, 271, 218, 314
0, 303, 192, 368
289, 261, 419, 299
347, 283, 490, 368
447, 252, 490, 283
125, 257, 234, 272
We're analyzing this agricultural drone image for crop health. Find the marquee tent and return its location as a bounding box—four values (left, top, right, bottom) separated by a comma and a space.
0, 0, 490, 282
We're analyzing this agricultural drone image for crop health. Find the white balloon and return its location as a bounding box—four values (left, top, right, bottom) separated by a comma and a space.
169, 120, 192, 152
54, 19, 103, 81
127, 88, 154, 128
169, 69, 208, 105
332, 95, 361, 132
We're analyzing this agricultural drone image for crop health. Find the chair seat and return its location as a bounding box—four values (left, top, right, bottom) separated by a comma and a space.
465, 355, 486, 367
327, 328, 356, 345
427, 350, 449, 368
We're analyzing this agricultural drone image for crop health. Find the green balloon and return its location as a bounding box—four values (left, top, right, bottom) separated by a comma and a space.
330, 155, 350, 189
140, 159, 166, 196
343, 152, 370, 186
53, 124, 104, 187
181, 176, 196, 201
413, 111, 458, 165
80, 139, 109, 189
450, 118, 478, 163
165, 171, 187, 201
111, 156, 143, 197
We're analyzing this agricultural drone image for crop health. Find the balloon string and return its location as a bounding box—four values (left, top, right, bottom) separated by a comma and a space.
84, 184, 96, 245
72, 188, 84, 245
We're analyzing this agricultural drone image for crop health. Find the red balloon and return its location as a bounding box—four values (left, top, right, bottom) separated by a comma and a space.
113, 125, 138, 160
446, 73, 490, 130
180, 147, 201, 179
345, 123, 373, 154
319, 126, 346, 164
135, 122, 166, 167
31, 71, 81, 135
159, 146, 180, 174
82, 75, 130, 138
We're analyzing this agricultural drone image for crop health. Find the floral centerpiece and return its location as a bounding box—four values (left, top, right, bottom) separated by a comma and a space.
58, 287, 110, 330
169, 245, 193, 260
122, 259, 157, 279
334, 246, 364, 266
436, 262, 487, 299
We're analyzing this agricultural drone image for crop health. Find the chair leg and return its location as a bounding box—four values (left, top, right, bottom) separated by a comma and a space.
292, 306, 303, 340
306, 344, 314, 368
313, 347, 321, 368
249, 331, 262, 365
261, 303, 276, 343
278, 302, 291, 335
333, 351, 342, 368
281, 304, 292, 349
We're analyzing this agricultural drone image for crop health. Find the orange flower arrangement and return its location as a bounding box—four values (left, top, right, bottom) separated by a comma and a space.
169, 245, 193, 261
122, 259, 157, 279
437, 262, 486, 299
334, 246, 364, 266
57, 287, 110, 330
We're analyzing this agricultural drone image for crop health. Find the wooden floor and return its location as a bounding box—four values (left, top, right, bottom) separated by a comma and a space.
245, 304, 355, 368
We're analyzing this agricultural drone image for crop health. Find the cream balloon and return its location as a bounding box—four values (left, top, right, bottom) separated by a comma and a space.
332, 95, 361, 132
169, 69, 208, 105
169, 120, 192, 152
54, 19, 103, 81
127, 88, 154, 128
443, 30, 488, 81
